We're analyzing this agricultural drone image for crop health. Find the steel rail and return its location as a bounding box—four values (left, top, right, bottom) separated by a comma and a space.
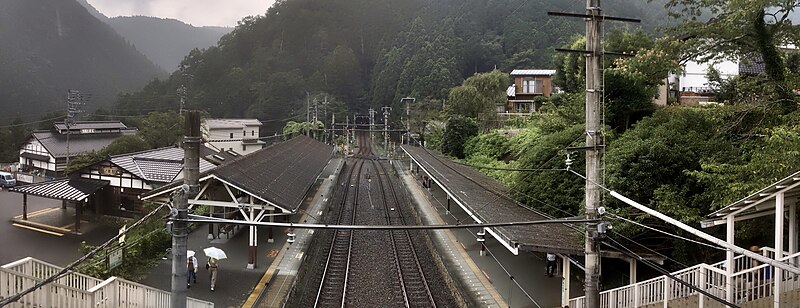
376, 159, 437, 307
314, 159, 363, 307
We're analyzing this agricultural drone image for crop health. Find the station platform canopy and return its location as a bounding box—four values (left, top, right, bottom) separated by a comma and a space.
11, 178, 109, 202
402, 145, 584, 255
142, 135, 333, 213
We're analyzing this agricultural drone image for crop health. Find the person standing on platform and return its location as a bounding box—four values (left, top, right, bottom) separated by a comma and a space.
207, 258, 219, 291
546, 253, 557, 277
187, 255, 198, 288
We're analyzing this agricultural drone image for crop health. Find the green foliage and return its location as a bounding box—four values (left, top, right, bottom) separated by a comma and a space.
463, 132, 510, 160
463, 154, 518, 187
282, 120, 324, 138
103, 135, 150, 156
446, 70, 508, 123
0, 117, 28, 162
665, 0, 798, 112
603, 69, 658, 131
65, 135, 150, 173
605, 107, 729, 222
136, 111, 184, 148
77, 203, 171, 281
441, 116, 478, 159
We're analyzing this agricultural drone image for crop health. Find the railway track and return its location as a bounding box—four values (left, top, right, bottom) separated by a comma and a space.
373, 159, 436, 308
314, 159, 364, 307
300, 133, 455, 308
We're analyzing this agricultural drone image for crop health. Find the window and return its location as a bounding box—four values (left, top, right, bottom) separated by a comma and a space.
229, 133, 234, 139
243, 131, 246, 136
242, 145, 247, 152
251, 130, 255, 136
523, 78, 544, 94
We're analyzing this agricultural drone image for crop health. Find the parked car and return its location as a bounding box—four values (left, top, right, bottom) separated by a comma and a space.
0, 171, 17, 188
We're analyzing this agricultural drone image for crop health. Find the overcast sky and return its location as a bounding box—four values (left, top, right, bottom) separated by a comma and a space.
86, 0, 273, 27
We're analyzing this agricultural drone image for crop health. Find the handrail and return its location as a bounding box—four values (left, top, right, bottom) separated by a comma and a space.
0, 257, 214, 307
570, 248, 800, 304
86, 277, 118, 293
1, 256, 34, 268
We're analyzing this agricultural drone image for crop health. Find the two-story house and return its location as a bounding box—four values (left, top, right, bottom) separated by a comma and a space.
202, 118, 266, 155
18, 121, 138, 178
503, 69, 556, 115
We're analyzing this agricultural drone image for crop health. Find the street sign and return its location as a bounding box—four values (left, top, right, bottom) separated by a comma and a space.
108, 248, 123, 269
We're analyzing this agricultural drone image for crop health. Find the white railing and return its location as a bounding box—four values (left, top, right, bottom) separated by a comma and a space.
3, 257, 103, 291
570, 249, 800, 308
0, 257, 213, 308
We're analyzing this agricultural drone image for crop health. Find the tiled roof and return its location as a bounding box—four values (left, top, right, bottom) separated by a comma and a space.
510, 69, 556, 76
11, 178, 109, 201
53, 121, 128, 131
143, 136, 333, 212
203, 119, 262, 129
739, 54, 765, 75
402, 145, 583, 254
32, 130, 138, 158
109, 147, 216, 183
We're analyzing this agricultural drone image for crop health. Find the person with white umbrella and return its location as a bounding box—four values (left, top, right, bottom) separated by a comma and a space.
187, 250, 198, 288
204, 247, 226, 291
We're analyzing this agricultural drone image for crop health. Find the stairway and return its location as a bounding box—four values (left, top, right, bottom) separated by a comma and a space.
0, 257, 213, 308
569, 247, 800, 308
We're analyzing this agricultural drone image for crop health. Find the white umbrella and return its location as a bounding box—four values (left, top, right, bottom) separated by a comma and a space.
187, 250, 195, 258
203, 247, 227, 260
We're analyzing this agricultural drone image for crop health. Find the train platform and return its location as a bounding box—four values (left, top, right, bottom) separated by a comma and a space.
397, 164, 508, 307
246, 157, 345, 307
398, 160, 586, 307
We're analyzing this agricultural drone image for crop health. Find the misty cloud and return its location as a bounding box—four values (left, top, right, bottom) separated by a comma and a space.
86, 0, 272, 26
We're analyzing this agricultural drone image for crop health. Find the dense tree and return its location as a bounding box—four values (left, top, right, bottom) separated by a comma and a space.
446, 70, 507, 127
440, 116, 478, 159
136, 112, 184, 148
665, 0, 799, 112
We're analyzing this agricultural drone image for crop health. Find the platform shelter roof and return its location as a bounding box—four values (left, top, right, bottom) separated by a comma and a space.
142, 136, 333, 213
402, 145, 584, 255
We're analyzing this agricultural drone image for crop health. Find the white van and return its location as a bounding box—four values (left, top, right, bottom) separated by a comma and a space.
0, 171, 16, 188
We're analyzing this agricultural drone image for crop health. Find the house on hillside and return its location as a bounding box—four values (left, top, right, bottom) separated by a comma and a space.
18, 121, 138, 179
202, 118, 266, 155
502, 69, 556, 115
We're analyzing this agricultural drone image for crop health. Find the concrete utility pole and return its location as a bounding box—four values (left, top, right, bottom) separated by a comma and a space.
401, 97, 414, 144
368, 108, 376, 143
548, 3, 639, 306
306, 92, 310, 137
311, 98, 319, 139
382, 106, 391, 154
583, 1, 603, 306
322, 97, 328, 143
171, 111, 201, 308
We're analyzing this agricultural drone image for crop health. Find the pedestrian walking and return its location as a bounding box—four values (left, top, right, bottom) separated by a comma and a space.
207, 257, 218, 291
546, 253, 557, 277
187, 255, 198, 288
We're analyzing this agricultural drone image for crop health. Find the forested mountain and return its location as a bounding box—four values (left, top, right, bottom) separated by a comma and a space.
0, 0, 165, 119
112, 0, 669, 132
75, 0, 231, 71
105, 17, 230, 71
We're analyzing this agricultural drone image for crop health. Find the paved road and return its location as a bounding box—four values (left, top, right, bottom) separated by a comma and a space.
0, 189, 116, 266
